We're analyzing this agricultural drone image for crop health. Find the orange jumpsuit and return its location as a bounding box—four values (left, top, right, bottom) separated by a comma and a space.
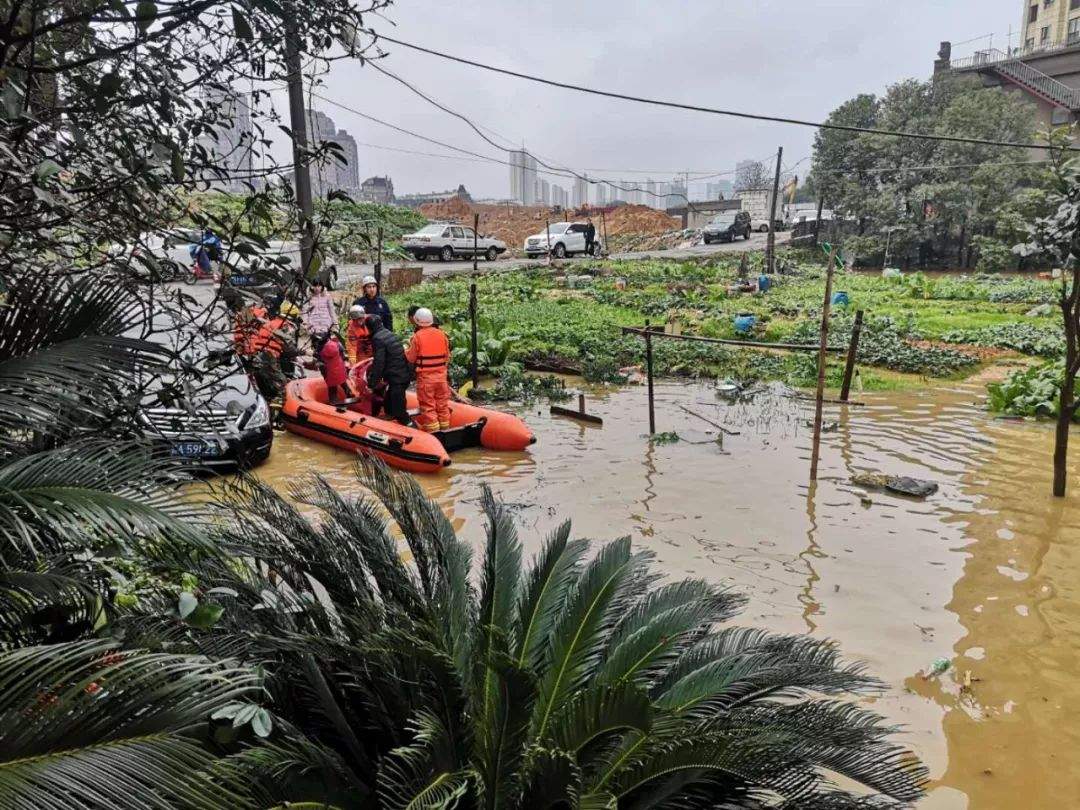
346, 319, 372, 365
405, 325, 451, 431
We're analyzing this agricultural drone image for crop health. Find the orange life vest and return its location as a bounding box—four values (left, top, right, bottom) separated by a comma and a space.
346, 320, 372, 363
250, 316, 288, 357
408, 326, 450, 375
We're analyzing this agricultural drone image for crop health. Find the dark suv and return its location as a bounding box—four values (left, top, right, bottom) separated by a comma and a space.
702, 211, 751, 243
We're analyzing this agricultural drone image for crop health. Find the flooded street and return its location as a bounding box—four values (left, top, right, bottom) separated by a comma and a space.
257, 377, 1080, 809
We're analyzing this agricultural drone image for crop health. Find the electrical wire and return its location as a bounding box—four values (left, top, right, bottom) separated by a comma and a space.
366, 60, 698, 204
363, 30, 1079, 152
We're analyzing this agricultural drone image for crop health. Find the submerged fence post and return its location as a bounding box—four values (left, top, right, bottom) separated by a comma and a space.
810, 246, 837, 481
469, 281, 479, 390
840, 309, 864, 403
645, 319, 656, 435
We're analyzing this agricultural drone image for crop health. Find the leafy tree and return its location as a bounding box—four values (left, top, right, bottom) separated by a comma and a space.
735, 160, 772, 191
1018, 147, 1080, 496
810, 76, 1045, 267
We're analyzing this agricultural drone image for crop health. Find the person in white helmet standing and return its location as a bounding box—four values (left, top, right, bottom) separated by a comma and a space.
352, 275, 393, 331
405, 307, 451, 431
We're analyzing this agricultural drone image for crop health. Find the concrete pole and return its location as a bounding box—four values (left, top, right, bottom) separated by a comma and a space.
766, 146, 783, 273
284, 15, 315, 279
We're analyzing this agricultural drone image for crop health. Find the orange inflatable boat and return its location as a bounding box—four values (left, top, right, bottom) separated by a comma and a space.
281, 366, 535, 473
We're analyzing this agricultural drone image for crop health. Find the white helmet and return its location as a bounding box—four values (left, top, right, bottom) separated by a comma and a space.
361, 275, 377, 287
348, 304, 365, 319
413, 307, 434, 327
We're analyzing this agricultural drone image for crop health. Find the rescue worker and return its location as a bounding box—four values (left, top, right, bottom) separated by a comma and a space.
365, 315, 411, 425
314, 330, 351, 404
228, 296, 291, 400
405, 307, 451, 432
407, 305, 441, 328
353, 275, 392, 331
346, 304, 373, 364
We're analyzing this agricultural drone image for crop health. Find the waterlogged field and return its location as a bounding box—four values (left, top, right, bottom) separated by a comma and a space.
384, 250, 1064, 397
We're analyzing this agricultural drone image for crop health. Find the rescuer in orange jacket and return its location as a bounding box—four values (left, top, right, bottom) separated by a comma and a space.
405, 307, 451, 432
345, 304, 373, 364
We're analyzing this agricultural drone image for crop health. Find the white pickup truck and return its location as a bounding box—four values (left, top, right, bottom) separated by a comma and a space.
402, 223, 508, 262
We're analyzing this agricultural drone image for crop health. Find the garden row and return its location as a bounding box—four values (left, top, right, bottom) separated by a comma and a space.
385, 250, 1065, 398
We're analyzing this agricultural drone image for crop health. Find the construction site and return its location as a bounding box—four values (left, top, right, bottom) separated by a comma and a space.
417, 196, 693, 254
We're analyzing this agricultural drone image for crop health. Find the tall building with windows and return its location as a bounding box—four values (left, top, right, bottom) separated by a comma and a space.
595, 181, 608, 206
510, 150, 538, 204
305, 110, 360, 197
197, 87, 254, 192
573, 174, 589, 207
1020, 0, 1080, 50
535, 177, 551, 205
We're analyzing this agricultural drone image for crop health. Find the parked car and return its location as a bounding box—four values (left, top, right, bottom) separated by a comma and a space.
402, 223, 508, 262
702, 211, 752, 244
137, 318, 273, 469
750, 218, 772, 233
523, 222, 603, 259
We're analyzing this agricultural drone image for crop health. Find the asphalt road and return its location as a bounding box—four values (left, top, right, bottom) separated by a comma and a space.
177, 231, 786, 309
337, 230, 786, 285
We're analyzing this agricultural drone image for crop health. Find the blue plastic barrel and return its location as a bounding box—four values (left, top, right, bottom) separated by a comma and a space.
733, 313, 757, 333
757, 274, 770, 292
831, 291, 850, 307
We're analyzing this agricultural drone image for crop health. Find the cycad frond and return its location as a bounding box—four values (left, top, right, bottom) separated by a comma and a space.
377, 711, 470, 810
0, 441, 208, 568
0, 567, 104, 649
546, 683, 652, 755
513, 522, 586, 671
531, 537, 638, 741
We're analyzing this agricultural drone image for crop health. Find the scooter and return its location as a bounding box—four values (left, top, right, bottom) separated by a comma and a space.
184, 246, 221, 285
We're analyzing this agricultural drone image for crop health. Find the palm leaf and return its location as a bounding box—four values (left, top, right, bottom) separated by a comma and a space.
0, 566, 104, 649
513, 521, 587, 671
377, 711, 471, 810
471, 653, 534, 810
472, 486, 522, 728
0, 733, 250, 810
0, 441, 209, 567
531, 537, 638, 741
355, 457, 460, 602
546, 683, 652, 754
517, 748, 581, 810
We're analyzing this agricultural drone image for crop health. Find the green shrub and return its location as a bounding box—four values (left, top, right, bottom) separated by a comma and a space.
972, 235, 1015, 273
987, 361, 1075, 419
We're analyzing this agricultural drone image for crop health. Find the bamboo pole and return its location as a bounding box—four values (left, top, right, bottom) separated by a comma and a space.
645, 318, 655, 434
810, 246, 838, 480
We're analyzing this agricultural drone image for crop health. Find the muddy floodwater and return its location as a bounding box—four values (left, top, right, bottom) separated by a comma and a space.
256, 377, 1080, 809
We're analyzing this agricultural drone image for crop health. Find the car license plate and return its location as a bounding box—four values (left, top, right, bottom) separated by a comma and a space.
230, 275, 253, 286
170, 441, 218, 458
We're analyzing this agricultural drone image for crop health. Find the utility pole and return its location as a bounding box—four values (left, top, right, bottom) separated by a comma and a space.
284, 14, 315, 279
766, 146, 783, 274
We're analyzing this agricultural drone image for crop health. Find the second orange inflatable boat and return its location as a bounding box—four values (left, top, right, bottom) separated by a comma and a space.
281, 372, 535, 474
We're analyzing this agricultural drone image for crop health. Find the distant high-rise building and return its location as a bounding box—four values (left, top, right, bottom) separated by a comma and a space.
510, 150, 538, 204
645, 179, 657, 208
535, 177, 551, 205
306, 110, 360, 197
669, 174, 688, 204
198, 87, 254, 192
596, 182, 608, 206
573, 174, 589, 208
551, 184, 569, 207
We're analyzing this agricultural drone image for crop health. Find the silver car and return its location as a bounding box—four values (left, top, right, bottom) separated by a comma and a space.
402, 223, 508, 262
524, 222, 602, 259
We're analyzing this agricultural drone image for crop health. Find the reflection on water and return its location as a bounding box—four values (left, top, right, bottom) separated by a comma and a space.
256, 377, 1080, 809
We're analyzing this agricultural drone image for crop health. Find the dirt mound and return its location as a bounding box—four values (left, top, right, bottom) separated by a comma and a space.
415, 201, 680, 254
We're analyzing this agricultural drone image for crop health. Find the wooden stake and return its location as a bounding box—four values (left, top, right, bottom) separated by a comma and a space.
546, 219, 552, 267
469, 282, 479, 390
840, 309, 863, 402
601, 209, 609, 257
810, 246, 837, 481
645, 319, 656, 434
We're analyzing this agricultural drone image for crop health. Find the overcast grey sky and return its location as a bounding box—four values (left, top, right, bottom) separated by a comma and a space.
288, 1, 1019, 199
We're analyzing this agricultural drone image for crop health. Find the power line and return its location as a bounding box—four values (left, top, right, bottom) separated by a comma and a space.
366, 60, 715, 205
364, 30, 1078, 152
